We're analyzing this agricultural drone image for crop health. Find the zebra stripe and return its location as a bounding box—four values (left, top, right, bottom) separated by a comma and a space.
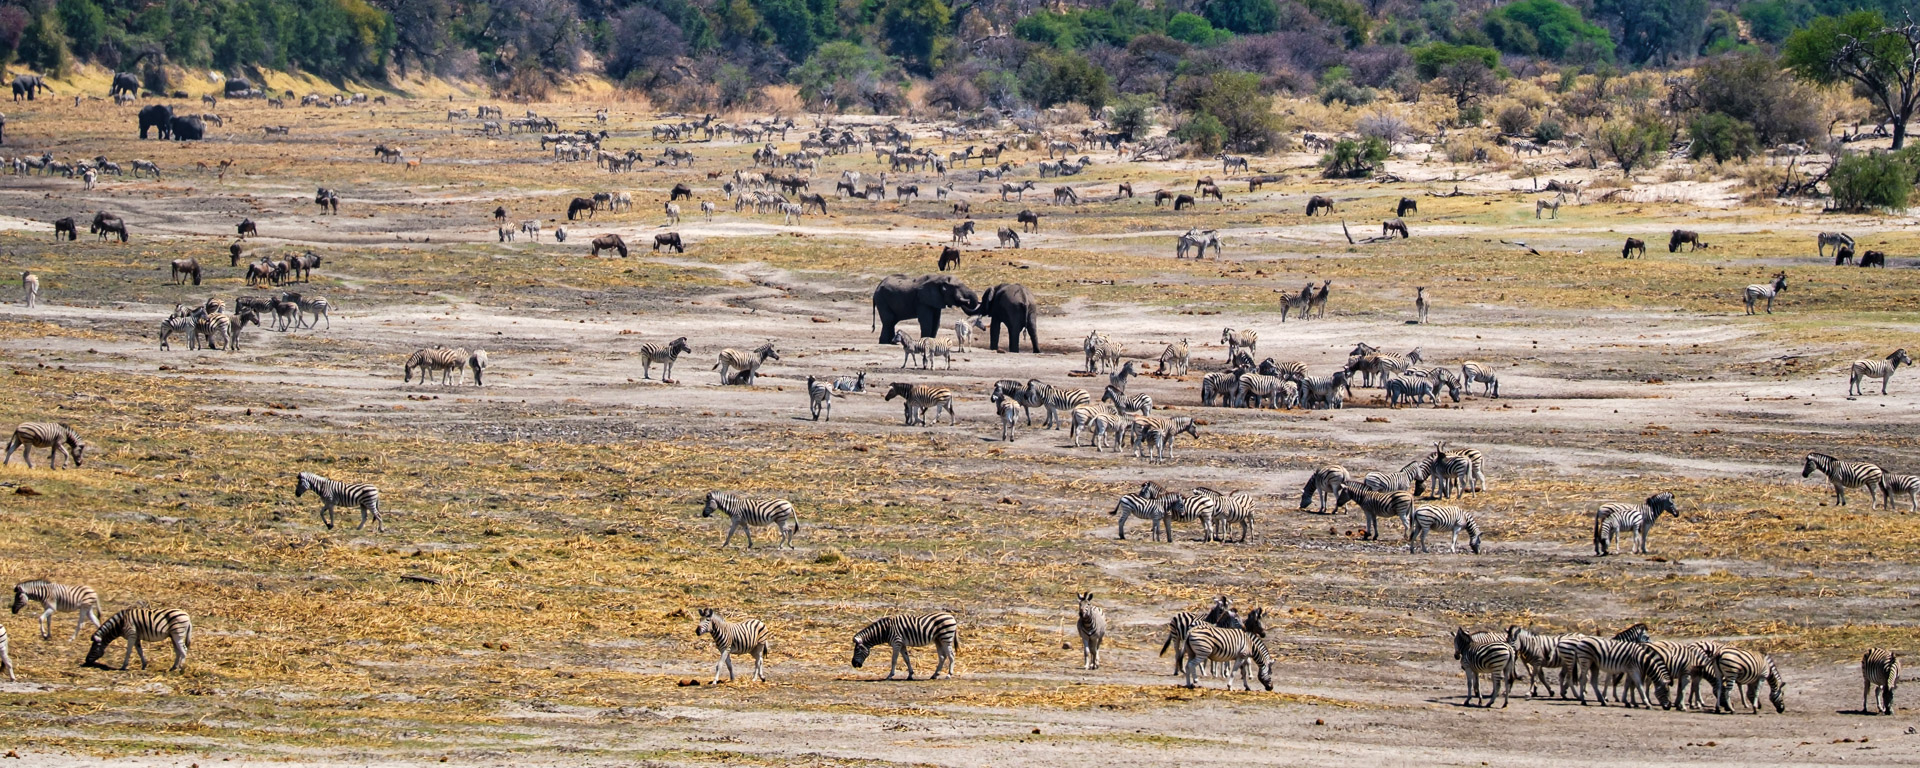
405, 347, 469, 385
1410, 505, 1481, 554
992, 392, 1020, 443
695, 608, 770, 683
11, 580, 102, 640
1880, 473, 1920, 513
701, 491, 799, 549
295, 472, 383, 532
1076, 593, 1107, 670
1200, 371, 1239, 407
1198, 489, 1257, 543
1157, 339, 1190, 376
1298, 465, 1348, 514
1127, 415, 1197, 461
1452, 628, 1516, 707
1570, 637, 1671, 708
639, 336, 692, 381
1235, 373, 1295, 409
85, 608, 193, 672
4, 422, 84, 469
1593, 492, 1678, 555
1646, 640, 1717, 711
1082, 331, 1111, 374
1174, 491, 1220, 542
1220, 328, 1257, 360
884, 383, 956, 426
1714, 648, 1785, 714
1069, 406, 1123, 451
1744, 273, 1787, 315
1460, 362, 1500, 397
1335, 485, 1413, 541
715, 343, 780, 385
1183, 625, 1273, 691
1159, 598, 1239, 675
1849, 349, 1911, 396
1803, 452, 1883, 507
850, 612, 959, 680
1505, 626, 1573, 698
1042, 386, 1092, 429
1862, 647, 1899, 715
1112, 493, 1176, 541
807, 376, 833, 421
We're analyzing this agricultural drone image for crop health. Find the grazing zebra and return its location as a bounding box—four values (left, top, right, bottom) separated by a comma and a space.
1647, 640, 1719, 711
84, 608, 192, 672
850, 612, 959, 680
1744, 272, 1787, 315
1068, 406, 1122, 451
1880, 473, 1920, 513
4, 422, 85, 469
1298, 466, 1348, 514
1460, 362, 1500, 398
1221, 328, 1257, 360
1849, 349, 1912, 396
1410, 505, 1481, 554
1235, 372, 1295, 409
832, 372, 868, 393
715, 343, 780, 385
1714, 647, 1785, 714
1156, 339, 1191, 376
1571, 637, 1671, 709
1112, 493, 1177, 541
466, 350, 488, 386
1593, 492, 1678, 556
884, 382, 956, 426
1076, 592, 1107, 669
1415, 286, 1429, 324
1102, 386, 1152, 416
701, 491, 799, 549
11, 580, 102, 640
1160, 598, 1240, 675
1862, 647, 1899, 715
296, 472, 383, 531
638, 336, 693, 382
1675, 639, 1729, 709
1041, 385, 1091, 430
1183, 625, 1273, 691
1452, 628, 1517, 707
1803, 452, 1883, 507
1336, 485, 1413, 541
1505, 626, 1573, 698
695, 608, 771, 684
807, 376, 833, 421
404, 347, 469, 385
1385, 375, 1440, 407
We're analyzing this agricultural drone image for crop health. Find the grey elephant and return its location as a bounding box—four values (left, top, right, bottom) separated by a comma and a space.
970, 283, 1040, 353
169, 114, 206, 141
223, 77, 254, 97
11, 74, 51, 101
138, 104, 174, 139
871, 274, 979, 345
109, 72, 140, 98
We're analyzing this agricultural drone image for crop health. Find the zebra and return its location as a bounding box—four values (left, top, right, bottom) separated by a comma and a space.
1385, 375, 1439, 407
1108, 360, 1140, 394
1082, 331, 1111, 373
1200, 371, 1242, 407
638, 337, 693, 382
1431, 443, 1486, 495
1647, 640, 1719, 711
1160, 598, 1241, 675
1201, 489, 1258, 543
1175, 490, 1220, 541
1183, 625, 1273, 691
884, 382, 956, 426
1593, 492, 1678, 556
289, 294, 330, 329
11, 580, 102, 640
1157, 339, 1191, 375
1880, 473, 1920, 512
1335, 485, 1413, 541
1297, 465, 1348, 514
715, 343, 779, 385
992, 390, 1019, 442
1102, 386, 1151, 417
1128, 415, 1197, 461
296, 472, 383, 531
1571, 637, 1672, 709
1362, 460, 1421, 494
700, 491, 799, 549
1803, 452, 1883, 507
404, 347, 469, 385
1076, 592, 1107, 669
1041, 385, 1091, 430
1849, 349, 1911, 396
1744, 272, 1787, 315
898, 335, 929, 368
1460, 362, 1500, 398
1410, 505, 1481, 554
832, 372, 867, 393
695, 608, 771, 684
4, 422, 85, 469
1235, 372, 1295, 409
1112, 493, 1177, 541
1505, 626, 1572, 698
22, 271, 38, 307
1429, 452, 1476, 499
807, 376, 833, 421
1221, 328, 1257, 360
466, 350, 488, 386
84, 608, 193, 672
1818, 231, 1855, 259
1415, 286, 1429, 324
1452, 627, 1517, 707
923, 337, 954, 369
1068, 406, 1123, 451
850, 612, 959, 680
1714, 647, 1785, 714
0, 624, 9, 680
1862, 647, 1899, 715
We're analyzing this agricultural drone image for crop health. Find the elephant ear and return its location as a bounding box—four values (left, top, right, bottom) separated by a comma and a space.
917, 278, 948, 307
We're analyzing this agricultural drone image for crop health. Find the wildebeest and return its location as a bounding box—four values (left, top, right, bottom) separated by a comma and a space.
493, 206, 508, 222
315, 188, 339, 214
230, 242, 244, 266
1154, 189, 1175, 207
1669, 230, 1703, 252
52, 217, 77, 241
938, 246, 961, 271
90, 212, 128, 242
653, 232, 684, 253
1382, 219, 1409, 239
567, 197, 596, 220
1397, 197, 1418, 217
1017, 209, 1041, 232
591, 234, 629, 258
1173, 194, 1196, 211
1306, 195, 1335, 216
1622, 237, 1646, 258
1861, 250, 1887, 268
1834, 244, 1855, 266
236, 218, 257, 238
169, 259, 202, 286
670, 183, 694, 201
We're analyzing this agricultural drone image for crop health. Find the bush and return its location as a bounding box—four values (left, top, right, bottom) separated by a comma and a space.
1020, 49, 1110, 110
1690, 50, 1822, 147
1322, 137, 1389, 177
1828, 151, 1918, 212
1356, 112, 1409, 143
1598, 114, 1670, 176
1173, 113, 1227, 154
1318, 78, 1375, 106
1497, 104, 1535, 135
1482, 0, 1613, 61
1533, 117, 1566, 142
1109, 92, 1155, 140
1413, 42, 1499, 79
1166, 12, 1224, 46
1688, 112, 1758, 163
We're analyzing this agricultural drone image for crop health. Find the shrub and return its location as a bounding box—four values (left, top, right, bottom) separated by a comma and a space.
1828, 151, 1918, 212
1319, 78, 1375, 106
1497, 104, 1535, 135
1533, 117, 1566, 142
1356, 112, 1409, 143
1482, 0, 1613, 61
1322, 137, 1390, 177
1109, 93, 1155, 140
1020, 49, 1110, 110
1173, 113, 1228, 154
1597, 114, 1670, 176
1688, 113, 1758, 163
1690, 50, 1822, 146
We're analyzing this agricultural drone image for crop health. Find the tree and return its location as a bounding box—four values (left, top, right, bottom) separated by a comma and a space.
1827, 149, 1918, 211
1437, 58, 1499, 110
1322, 137, 1390, 177
1019, 49, 1109, 109
1592, 0, 1708, 64
1109, 92, 1155, 139
792, 41, 891, 108
1184, 70, 1280, 151
55, 0, 103, 59
1482, 0, 1613, 61
1302, 0, 1370, 48
1166, 12, 1222, 46
1690, 50, 1824, 146
1202, 0, 1277, 35
877, 0, 948, 75
1598, 114, 1670, 175
1413, 42, 1499, 79
1739, 0, 1816, 44
1688, 112, 1759, 162
1784, 12, 1920, 149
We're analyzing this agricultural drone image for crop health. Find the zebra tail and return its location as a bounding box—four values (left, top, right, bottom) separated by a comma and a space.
1592, 513, 1604, 550
1160, 630, 1174, 656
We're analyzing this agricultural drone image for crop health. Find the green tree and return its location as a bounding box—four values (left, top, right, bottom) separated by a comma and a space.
1322, 137, 1390, 177
14, 10, 67, 74
1174, 112, 1227, 154
1691, 50, 1824, 146
877, 0, 948, 75
55, 0, 104, 59
1019, 48, 1109, 109
1482, 0, 1612, 61
1592, 0, 1708, 64
1413, 42, 1498, 78
1738, 0, 1815, 44
1187, 71, 1280, 151
1165, 12, 1222, 46
1598, 114, 1670, 176
1688, 113, 1759, 162
1109, 92, 1155, 140
1784, 12, 1920, 149
756, 0, 819, 62
1302, 0, 1370, 48
1203, 0, 1277, 35
791, 40, 890, 107
1827, 149, 1918, 211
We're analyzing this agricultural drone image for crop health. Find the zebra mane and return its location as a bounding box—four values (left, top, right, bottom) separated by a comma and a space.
16, 579, 49, 588
851, 616, 893, 647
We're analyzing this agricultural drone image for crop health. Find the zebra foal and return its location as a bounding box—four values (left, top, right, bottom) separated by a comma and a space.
4, 422, 85, 469
1076, 592, 1107, 670
1592, 491, 1678, 556
1880, 473, 1920, 513
806, 376, 833, 421
851, 612, 959, 680
1410, 505, 1481, 553
701, 491, 799, 549
1297, 465, 1347, 514
1862, 647, 1899, 715
12, 580, 102, 640
85, 607, 193, 672
404, 347, 469, 385
295, 472, 383, 531
883, 382, 956, 426
695, 608, 770, 683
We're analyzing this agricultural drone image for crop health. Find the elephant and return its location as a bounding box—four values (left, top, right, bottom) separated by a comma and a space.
11, 74, 50, 101
969, 283, 1040, 353
138, 105, 174, 139
169, 115, 206, 141
224, 77, 254, 97
110, 72, 140, 98
871, 274, 979, 345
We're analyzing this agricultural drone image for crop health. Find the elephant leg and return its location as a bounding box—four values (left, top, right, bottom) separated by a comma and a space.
917, 308, 941, 340
990, 320, 1004, 351
1023, 320, 1039, 353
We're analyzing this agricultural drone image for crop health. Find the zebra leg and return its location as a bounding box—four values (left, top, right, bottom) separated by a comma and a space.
36, 605, 57, 640
896, 643, 914, 680
722, 521, 739, 547
752, 645, 766, 682
743, 526, 756, 549
1184, 656, 1201, 689
0, 639, 10, 681
366, 500, 383, 533
79, 606, 100, 641
320, 500, 336, 529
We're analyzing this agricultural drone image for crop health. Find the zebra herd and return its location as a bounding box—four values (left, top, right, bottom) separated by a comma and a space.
5, 579, 193, 676
1802, 451, 1920, 511
1472, 622, 1795, 714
